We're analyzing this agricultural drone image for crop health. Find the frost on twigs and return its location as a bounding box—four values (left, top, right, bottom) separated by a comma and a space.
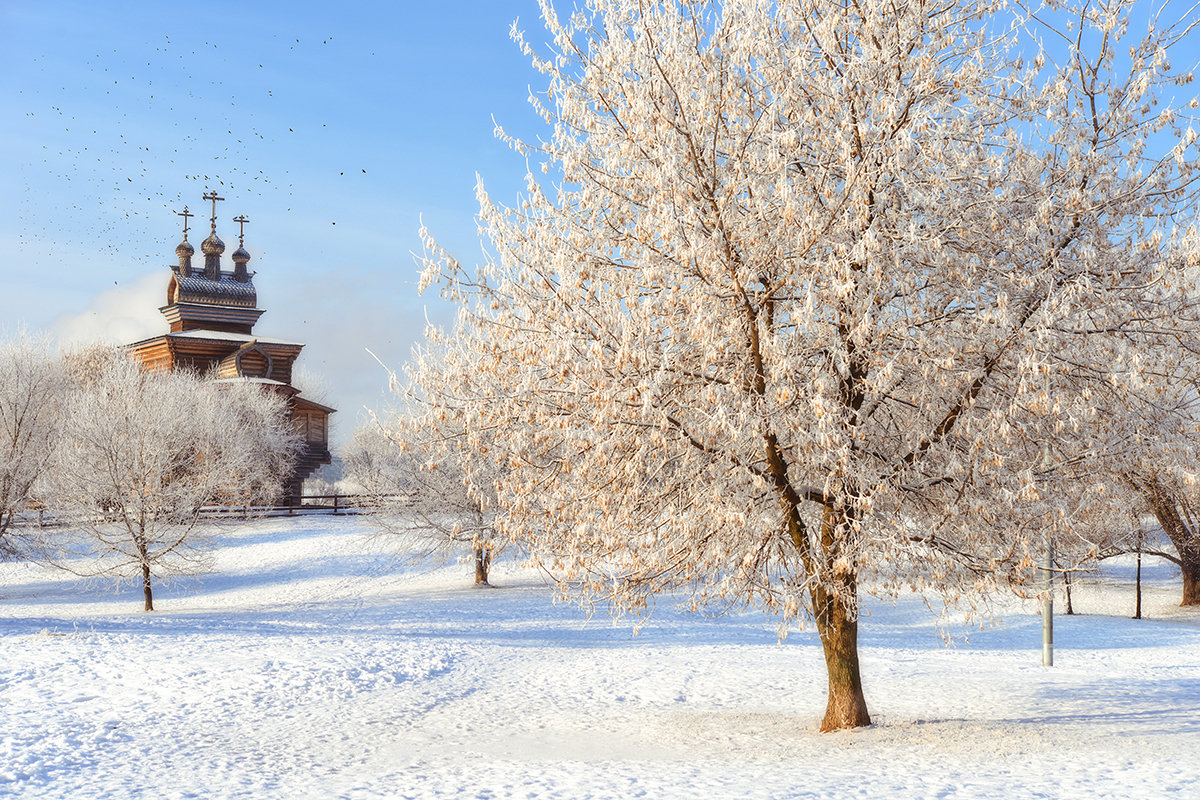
46, 349, 302, 611
415, 0, 1200, 729
347, 340, 506, 586
0, 332, 66, 560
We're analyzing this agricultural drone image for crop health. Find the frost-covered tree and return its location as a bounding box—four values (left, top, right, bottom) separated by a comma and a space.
50, 353, 301, 610
343, 423, 413, 497
347, 420, 504, 585
1079, 340, 1200, 604
0, 333, 67, 558
1120, 462, 1200, 605
419, 0, 1200, 729
349, 344, 505, 586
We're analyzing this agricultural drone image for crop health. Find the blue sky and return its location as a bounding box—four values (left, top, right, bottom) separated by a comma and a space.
1, 1, 547, 445
5, 1, 1199, 451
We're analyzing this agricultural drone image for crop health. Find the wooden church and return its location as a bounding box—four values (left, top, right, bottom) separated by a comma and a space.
127, 193, 334, 500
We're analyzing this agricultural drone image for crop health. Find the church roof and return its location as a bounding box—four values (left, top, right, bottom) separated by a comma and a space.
213, 376, 294, 389
171, 268, 257, 308
126, 329, 305, 349
167, 329, 305, 347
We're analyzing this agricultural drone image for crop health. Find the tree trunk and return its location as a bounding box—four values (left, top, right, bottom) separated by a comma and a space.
1063, 567, 1074, 615
1134, 544, 1143, 619
813, 585, 871, 732
812, 504, 870, 731
135, 532, 154, 611
142, 562, 154, 612
1182, 559, 1200, 606
474, 545, 491, 586
1141, 480, 1200, 606
1154, 509, 1200, 605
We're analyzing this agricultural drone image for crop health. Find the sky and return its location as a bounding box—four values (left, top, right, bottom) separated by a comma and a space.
1, 0, 550, 447
5, 1, 1199, 453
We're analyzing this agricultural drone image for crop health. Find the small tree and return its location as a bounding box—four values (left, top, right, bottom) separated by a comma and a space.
348, 420, 504, 585
343, 423, 414, 500
419, 0, 1200, 730
349, 344, 505, 586
1121, 469, 1200, 605
50, 353, 300, 610
1093, 361, 1200, 605
0, 333, 66, 559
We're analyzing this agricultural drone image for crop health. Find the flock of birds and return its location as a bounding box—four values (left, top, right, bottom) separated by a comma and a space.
13, 29, 368, 272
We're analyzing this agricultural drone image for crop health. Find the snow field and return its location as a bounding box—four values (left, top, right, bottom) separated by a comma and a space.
2, 516, 1198, 799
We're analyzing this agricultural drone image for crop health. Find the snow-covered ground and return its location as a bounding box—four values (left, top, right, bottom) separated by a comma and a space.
2, 516, 1198, 799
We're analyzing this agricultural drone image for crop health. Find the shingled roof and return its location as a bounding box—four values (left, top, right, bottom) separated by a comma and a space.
168, 268, 258, 308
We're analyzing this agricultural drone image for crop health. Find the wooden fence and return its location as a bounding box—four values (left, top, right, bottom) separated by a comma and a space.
198, 493, 407, 518
6, 494, 406, 529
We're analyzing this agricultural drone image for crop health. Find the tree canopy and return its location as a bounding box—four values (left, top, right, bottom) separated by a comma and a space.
51, 352, 302, 610
417, 0, 1200, 729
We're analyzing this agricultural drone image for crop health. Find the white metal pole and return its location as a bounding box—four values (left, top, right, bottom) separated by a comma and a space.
1042, 532, 1054, 667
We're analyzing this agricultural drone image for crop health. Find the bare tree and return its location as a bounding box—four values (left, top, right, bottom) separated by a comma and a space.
343, 423, 414, 500
417, 0, 1200, 729
0, 333, 67, 559
1121, 469, 1200, 605
50, 353, 301, 610
349, 344, 505, 586
1091, 363, 1200, 605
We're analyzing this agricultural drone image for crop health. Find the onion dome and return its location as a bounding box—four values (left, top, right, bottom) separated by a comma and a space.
175, 238, 195, 276
202, 232, 224, 280
230, 214, 252, 282
174, 205, 196, 275
202, 231, 226, 256
232, 244, 251, 282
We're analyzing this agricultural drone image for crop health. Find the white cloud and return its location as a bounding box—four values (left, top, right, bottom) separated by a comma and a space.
50, 271, 169, 348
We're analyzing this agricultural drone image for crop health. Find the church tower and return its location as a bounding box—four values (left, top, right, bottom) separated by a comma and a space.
128, 193, 334, 500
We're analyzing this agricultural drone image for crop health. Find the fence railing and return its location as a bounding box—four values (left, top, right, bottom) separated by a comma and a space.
199, 493, 409, 518
5, 494, 409, 529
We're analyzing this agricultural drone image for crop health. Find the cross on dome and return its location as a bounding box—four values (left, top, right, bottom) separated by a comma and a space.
177, 206, 193, 240
203, 191, 225, 232
233, 214, 250, 246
